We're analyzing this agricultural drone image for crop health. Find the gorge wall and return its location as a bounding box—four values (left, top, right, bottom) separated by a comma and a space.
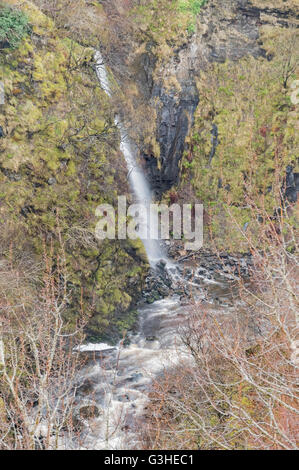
0, 0, 298, 342
100, 0, 299, 196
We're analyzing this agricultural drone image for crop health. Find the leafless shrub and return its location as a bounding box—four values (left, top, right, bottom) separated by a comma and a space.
0, 240, 88, 449
142, 206, 298, 450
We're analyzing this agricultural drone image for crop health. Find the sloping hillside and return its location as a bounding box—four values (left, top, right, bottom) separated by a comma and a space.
0, 0, 148, 340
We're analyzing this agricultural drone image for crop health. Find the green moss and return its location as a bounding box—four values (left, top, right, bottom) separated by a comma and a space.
116, 309, 139, 336
0, 4, 30, 49
131, 0, 207, 52
0, 0, 149, 341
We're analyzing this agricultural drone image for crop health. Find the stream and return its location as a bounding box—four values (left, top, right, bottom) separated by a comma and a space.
75, 264, 237, 450
70, 52, 240, 450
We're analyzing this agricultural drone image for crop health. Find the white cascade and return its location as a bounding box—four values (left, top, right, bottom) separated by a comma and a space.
94, 51, 165, 266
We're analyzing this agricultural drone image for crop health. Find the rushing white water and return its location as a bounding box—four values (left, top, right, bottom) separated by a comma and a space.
94, 51, 165, 265
75, 269, 234, 450
76, 297, 193, 450
83, 51, 235, 451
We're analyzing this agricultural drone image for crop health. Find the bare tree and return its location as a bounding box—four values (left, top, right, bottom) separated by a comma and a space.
143, 206, 298, 450
0, 242, 87, 449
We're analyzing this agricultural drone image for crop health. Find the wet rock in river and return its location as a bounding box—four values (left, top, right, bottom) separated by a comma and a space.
79, 404, 101, 420
156, 258, 167, 270
127, 372, 144, 382
76, 378, 97, 396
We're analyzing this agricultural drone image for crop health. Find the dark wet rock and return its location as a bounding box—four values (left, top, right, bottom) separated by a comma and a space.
79, 404, 100, 419
117, 394, 130, 402
184, 270, 194, 281
143, 263, 174, 302
20, 205, 35, 218
145, 81, 199, 193
145, 294, 159, 304
127, 372, 143, 382
208, 123, 219, 166
146, 336, 157, 342
76, 377, 98, 396
9, 173, 21, 182
197, 268, 207, 276
0, 126, 4, 138
0, 167, 21, 181
168, 245, 253, 279
156, 259, 167, 270
285, 187, 298, 203
167, 244, 253, 286
135, 48, 157, 100
72, 403, 101, 431
282, 165, 299, 204
286, 165, 295, 187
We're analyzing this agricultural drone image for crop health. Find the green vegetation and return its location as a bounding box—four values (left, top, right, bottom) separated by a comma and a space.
0, 0, 298, 452
0, 0, 149, 340
177, 27, 299, 250
0, 4, 29, 49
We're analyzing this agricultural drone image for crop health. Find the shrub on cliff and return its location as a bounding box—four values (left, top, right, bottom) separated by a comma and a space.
0, 4, 30, 49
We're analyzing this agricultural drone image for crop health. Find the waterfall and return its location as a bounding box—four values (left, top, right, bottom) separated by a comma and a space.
94, 51, 165, 266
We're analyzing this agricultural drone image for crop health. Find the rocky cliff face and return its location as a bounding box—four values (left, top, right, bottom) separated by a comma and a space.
143, 77, 199, 193
0, 0, 297, 340
102, 0, 298, 195
0, 0, 150, 341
